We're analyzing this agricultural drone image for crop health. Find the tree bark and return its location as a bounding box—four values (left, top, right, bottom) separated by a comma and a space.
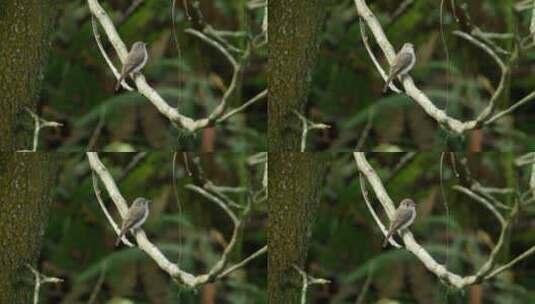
0, 153, 59, 303
268, 153, 329, 303
268, 1, 327, 151
0, 0, 59, 150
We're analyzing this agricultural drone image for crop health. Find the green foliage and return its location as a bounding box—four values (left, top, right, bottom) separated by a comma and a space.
306, 0, 535, 151
42, 153, 267, 303
307, 153, 535, 303
39, 0, 266, 151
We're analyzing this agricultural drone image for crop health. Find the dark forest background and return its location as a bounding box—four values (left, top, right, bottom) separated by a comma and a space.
36, 0, 266, 151
38, 153, 267, 303
303, 152, 535, 303
303, 0, 535, 151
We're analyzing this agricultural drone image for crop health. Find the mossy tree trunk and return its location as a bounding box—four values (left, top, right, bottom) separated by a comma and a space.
0, 153, 59, 303
268, 1, 327, 151
268, 153, 329, 303
0, 0, 59, 151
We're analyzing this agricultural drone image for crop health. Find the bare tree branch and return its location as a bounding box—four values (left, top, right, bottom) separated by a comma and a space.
86, 152, 266, 288
217, 245, 267, 279
87, 0, 266, 133
354, 152, 533, 288
91, 171, 134, 247
27, 264, 63, 304
359, 173, 401, 248
353, 0, 535, 135
293, 110, 331, 152
217, 89, 267, 123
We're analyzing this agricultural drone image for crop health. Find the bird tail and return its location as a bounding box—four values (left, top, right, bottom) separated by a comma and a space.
382, 232, 392, 248
383, 75, 394, 93
115, 75, 125, 91
115, 232, 124, 247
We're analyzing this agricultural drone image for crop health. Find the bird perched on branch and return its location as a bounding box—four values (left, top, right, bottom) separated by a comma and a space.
115, 41, 148, 91
383, 198, 416, 247
383, 43, 415, 93
115, 197, 151, 246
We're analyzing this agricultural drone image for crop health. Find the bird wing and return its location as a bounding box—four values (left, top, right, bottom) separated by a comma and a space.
122, 48, 145, 74
121, 205, 144, 231
128, 47, 145, 71
390, 208, 413, 233
121, 61, 137, 76
391, 51, 412, 76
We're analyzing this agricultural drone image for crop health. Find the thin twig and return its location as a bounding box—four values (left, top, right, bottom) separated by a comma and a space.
217, 245, 267, 279
452, 30, 507, 123
117, 152, 147, 182
185, 184, 239, 224
359, 173, 401, 248
358, 17, 400, 93
486, 90, 535, 124
91, 171, 134, 247
18, 108, 62, 152
87, 152, 265, 288
90, 14, 133, 91
88, 0, 265, 132
354, 152, 530, 288
217, 89, 267, 123
27, 264, 63, 304
87, 109, 106, 151
484, 245, 535, 279
293, 110, 331, 152
353, 0, 533, 134
293, 265, 331, 304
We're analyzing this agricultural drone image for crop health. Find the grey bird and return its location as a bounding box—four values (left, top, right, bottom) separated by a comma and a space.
115, 197, 150, 246
115, 41, 148, 91
383, 43, 416, 93
383, 198, 416, 247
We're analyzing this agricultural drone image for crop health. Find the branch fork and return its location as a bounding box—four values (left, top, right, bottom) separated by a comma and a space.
354, 152, 533, 288
354, 0, 535, 134
87, 0, 266, 133
87, 152, 266, 288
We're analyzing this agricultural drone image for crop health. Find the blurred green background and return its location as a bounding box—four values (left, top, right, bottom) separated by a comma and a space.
305, 0, 535, 151
39, 152, 267, 303
305, 152, 535, 303
38, 0, 266, 151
